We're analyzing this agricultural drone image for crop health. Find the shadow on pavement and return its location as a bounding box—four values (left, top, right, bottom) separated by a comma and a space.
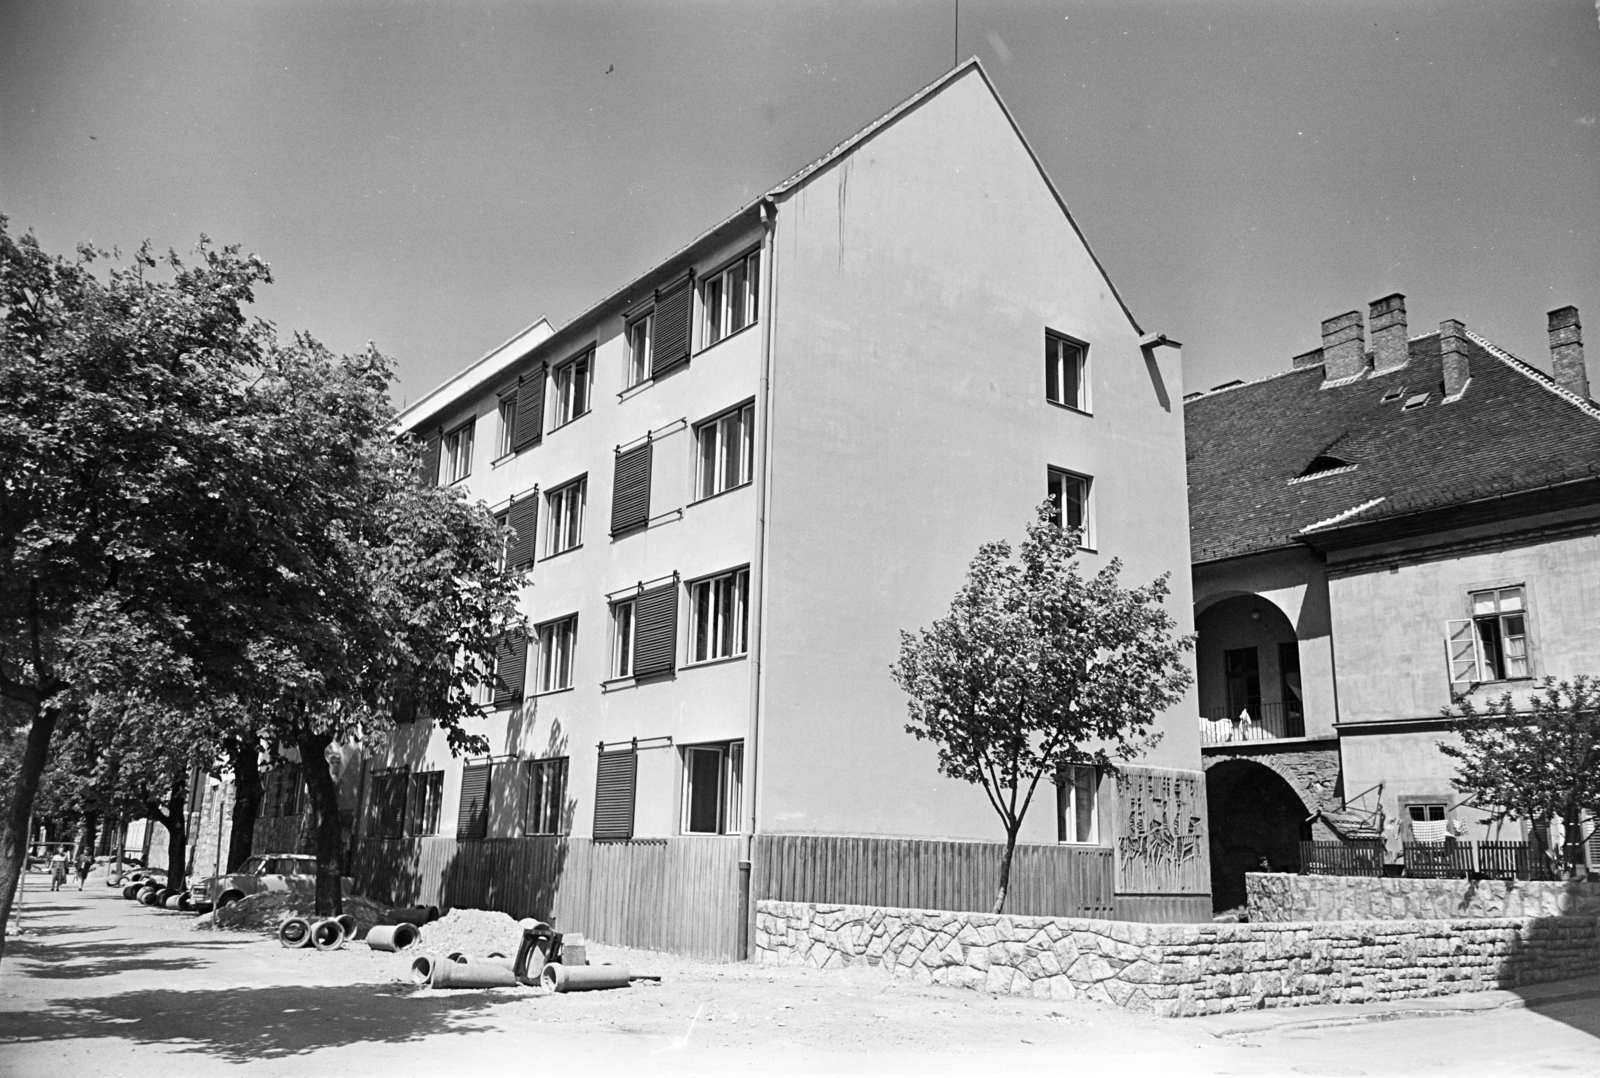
0, 983, 505, 1062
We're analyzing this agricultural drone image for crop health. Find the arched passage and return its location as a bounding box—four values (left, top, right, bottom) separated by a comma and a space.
1206, 758, 1311, 913
1196, 593, 1305, 740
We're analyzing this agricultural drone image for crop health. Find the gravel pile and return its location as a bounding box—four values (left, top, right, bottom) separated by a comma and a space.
416, 907, 524, 957
193, 891, 389, 936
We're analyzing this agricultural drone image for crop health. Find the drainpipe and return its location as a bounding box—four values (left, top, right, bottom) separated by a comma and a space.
741, 197, 779, 960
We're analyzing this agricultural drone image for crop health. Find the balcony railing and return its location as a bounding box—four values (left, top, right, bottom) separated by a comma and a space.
1199, 702, 1305, 745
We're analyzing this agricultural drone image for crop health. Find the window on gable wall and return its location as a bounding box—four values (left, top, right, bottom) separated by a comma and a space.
1045, 332, 1088, 411
1446, 586, 1531, 692
702, 251, 760, 348
1047, 467, 1093, 547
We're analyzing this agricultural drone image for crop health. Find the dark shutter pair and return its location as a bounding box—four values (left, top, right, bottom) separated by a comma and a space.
610, 441, 652, 536
512, 365, 546, 452
652, 272, 694, 378
506, 494, 539, 570
493, 631, 527, 708
592, 749, 637, 840
375, 771, 408, 840
631, 583, 678, 678
421, 430, 442, 487
457, 762, 491, 841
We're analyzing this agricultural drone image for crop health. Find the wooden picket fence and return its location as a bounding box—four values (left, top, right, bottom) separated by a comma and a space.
1299, 840, 1385, 877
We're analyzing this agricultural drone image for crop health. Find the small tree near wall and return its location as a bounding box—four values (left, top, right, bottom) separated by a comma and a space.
1441, 676, 1600, 878
892, 504, 1193, 914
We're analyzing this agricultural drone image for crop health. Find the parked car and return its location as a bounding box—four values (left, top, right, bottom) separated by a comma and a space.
195, 854, 355, 910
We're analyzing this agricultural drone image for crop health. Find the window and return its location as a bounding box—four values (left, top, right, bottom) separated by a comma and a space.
695, 403, 755, 500
493, 510, 510, 569
594, 747, 636, 840
1045, 332, 1088, 411
525, 757, 568, 836
1224, 647, 1261, 721
1407, 803, 1448, 843
407, 772, 444, 836
372, 770, 408, 840
690, 567, 749, 664
457, 762, 490, 841
611, 441, 652, 536
536, 615, 577, 694
443, 419, 475, 484
1057, 765, 1099, 844
552, 350, 592, 427
626, 313, 652, 388
682, 741, 743, 835
493, 631, 527, 709
497, 394, 517, 458
545, 478, 586, 557
1047, 468, 1093, 546
506, 494, 539, 571
702, 250, 760, 347
1447, 587, 1532, 690
611, 599, 635, 678
1278, 642, 1305, 738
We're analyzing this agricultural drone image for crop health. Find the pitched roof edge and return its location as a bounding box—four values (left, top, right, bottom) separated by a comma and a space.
1466, 330, 1600, 423
396, 316, 555, 434
1300, 496, 1387, 534
1182, 362, 1314, 405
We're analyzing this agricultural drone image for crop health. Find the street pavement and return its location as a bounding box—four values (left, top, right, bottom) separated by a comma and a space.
1, 869, 1597, 1077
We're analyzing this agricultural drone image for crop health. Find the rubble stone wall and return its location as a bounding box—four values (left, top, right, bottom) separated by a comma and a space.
1247, 873, 1600, 922
753, 899, 1600, 1017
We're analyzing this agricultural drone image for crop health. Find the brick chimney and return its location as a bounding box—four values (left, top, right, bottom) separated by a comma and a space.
1369, 293, 1409, 374
1321, 310, 1368, 382
1440, 319, 1470, 398
1549, 306, 1588, 400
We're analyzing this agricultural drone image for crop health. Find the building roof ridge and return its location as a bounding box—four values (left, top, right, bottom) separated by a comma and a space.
1465, 330, 1600, 423
1184, 363, 1317, 404
1299, 496, 1387, 534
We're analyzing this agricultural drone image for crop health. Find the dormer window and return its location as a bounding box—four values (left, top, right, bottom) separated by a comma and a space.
1290, 455, 1356, 484
1381, 386, 1406, 403
1401, 392, 1430, 412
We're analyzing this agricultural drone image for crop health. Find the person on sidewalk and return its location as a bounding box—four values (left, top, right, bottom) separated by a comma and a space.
75, 855, 93, 890
49, 852, 67, 892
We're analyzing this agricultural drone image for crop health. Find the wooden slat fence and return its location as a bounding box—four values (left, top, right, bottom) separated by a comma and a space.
752, 835, 1115, 918
353, 835, 742, 960
1299, 840, 1385, 877
1402, 841, 1474, 878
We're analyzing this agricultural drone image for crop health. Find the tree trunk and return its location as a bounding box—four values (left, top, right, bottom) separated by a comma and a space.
0, 699, 60, 961
298, 733, 344, 917
992, 826, 1020, 914
226, 740, 262, 873
163, 777, 188, 895
1561, 801, 1585, 880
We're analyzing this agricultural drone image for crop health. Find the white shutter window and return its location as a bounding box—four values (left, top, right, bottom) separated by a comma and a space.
1445, 618, 1481, 692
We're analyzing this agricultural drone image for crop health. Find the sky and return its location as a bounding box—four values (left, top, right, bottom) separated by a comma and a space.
2, 0, 1598, 405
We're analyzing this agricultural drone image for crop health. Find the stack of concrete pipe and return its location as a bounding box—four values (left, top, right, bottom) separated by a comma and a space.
278, 913, 359, 951
402, 919, 644, 993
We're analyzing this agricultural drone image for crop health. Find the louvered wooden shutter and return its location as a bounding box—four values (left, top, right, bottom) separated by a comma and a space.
1445, 620, 1480, 693
610, 442, 653, 536
593, 749, 636, 840
631, 582, 678, 678
456, 763, 491, 840
421, 430, 442, 487
512, 365, 546, 451
652, 273, 694, 377
507, 494, 539, 570
493, 632, 526, 708
377, 772, 408, 840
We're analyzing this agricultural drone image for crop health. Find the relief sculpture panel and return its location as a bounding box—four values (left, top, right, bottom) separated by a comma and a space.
1114, 765, 1210, 894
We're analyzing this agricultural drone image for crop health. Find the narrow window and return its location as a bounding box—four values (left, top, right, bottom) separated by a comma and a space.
552, 350, 592, 427
1056, 765, 1099, 844
1045, 333, 1088, 411
545, 477, 586, 557
1047, 467, 1092, 546
536, 615, 577, 693
497, 394, 517, 458
689, 567, 750, 664
611, 599, 636, 678
493, 510, 510, 570
443, 419, 475, 484
525, 757, 568, 836
1471, 587, 1530, 680
695, 403, 755, 500
681, 741, 743, 835
626, 313, 652, 388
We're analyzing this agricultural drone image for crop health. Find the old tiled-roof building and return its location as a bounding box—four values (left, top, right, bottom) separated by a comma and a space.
1185, 295, 1600, 910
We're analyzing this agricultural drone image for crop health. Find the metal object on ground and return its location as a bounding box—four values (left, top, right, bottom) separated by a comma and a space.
513, 920, 556, 985
335, 914, 357, 940
541, 963, 633, 993
430, 959, 517, 989
366, 924, 419, 952
279, 917, 313, 948
311, 919, 346, 951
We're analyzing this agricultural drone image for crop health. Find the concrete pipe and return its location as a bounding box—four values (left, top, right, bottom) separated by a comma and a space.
445, 951, 470, 964
278, 917, 313, 948
311, 919, 346, 951
335, 914, 357, 941
541, 964, 633, 993
366, 924, 420, 952
385, 905, 440, 926
162, 892, 185, 910
474, 952, 515, 970
410, 955, 436, 985
177, 892, 194, 912
138, 889, 162, 906
121, 884, 141, 900
431, 959, 517, 990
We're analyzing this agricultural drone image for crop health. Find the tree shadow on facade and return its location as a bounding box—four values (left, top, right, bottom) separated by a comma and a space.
1207, 758, 1311, 912
1500, 915, 1600, 1038
0, 983, 502, 1063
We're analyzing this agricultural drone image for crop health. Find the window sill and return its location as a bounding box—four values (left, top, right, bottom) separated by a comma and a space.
531, 685, 575, 699
690, 480, 753, 507
1056, 839, 1102, 848
539, 544, 583, 563
550, 410, 590, 433
618, 379, 651, 403
491, 451, 516, 469
1046, 399, 1092, 417
694, 320, 758, 356
681, 830, 740, 838
447, 475, 472, 487
682, 652, 748, 672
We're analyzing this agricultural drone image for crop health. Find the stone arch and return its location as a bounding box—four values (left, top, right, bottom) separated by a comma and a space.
1205, 758, 1312, 913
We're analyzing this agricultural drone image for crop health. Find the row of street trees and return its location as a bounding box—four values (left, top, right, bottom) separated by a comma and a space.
0, 219, 524, 956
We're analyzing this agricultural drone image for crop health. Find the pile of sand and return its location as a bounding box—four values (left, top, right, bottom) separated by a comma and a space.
193, 890, 389, 935
416, 907, 524, 957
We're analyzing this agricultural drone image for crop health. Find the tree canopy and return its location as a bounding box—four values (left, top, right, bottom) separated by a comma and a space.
892, 504, 1193, 912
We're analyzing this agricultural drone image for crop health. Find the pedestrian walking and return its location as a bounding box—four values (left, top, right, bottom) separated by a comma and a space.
75, 855, 93, 890
49, 851, 67, 892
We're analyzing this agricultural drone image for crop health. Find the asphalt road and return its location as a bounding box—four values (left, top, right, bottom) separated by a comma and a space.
1, 870, 1597, 1077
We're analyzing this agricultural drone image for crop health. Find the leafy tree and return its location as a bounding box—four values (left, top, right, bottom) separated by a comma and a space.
1441, 676, 1600, 877
892, 504, 1193, 913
